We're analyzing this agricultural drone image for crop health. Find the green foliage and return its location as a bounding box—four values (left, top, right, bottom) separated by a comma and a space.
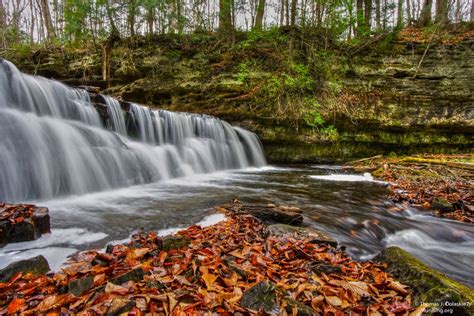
237, 61, 250, 83
240, 27, 288, 48
303, 99, 325, 128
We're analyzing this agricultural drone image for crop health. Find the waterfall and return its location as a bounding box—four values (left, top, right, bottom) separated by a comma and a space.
104, 96, 127, 136
0, 59, 266, 202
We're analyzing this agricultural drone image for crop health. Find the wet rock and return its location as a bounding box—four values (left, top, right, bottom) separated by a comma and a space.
431, 197, 455, 213
375, 247, 474, 315
0, 203, 51, 246
68, 275, 94, 296
162, 235, 191, 251
111, 267, 144, 285
241, 280, 277, 313
218, 202, 303, 226
267, 224, 337, 247
0, 255, 50, 282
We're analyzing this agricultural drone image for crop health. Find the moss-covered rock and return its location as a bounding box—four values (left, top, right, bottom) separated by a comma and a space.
0, 255, 50, 282
374, 247, 474, 315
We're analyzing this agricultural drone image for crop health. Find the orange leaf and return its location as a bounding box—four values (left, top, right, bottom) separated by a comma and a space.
202, 272, 218, 289
7, 298, 25, 314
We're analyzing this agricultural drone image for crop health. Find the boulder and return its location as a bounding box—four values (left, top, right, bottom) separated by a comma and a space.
374, 247, 474, 315
0, 255, 50, 282
0, 203, 50, 246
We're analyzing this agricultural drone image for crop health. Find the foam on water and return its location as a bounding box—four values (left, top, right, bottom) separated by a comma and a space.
0, 228, 108, 271
309, 172, 387, 183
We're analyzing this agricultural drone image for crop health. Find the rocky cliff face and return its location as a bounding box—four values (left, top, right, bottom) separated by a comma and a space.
4, 34, 473, 163
116, 40, 473, 162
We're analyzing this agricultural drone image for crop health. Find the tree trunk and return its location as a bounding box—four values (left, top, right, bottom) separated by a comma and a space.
356, 0, 364, 34
435, 0, 448, 24
0, 0, 6, 48
406, 0, 411, 23
105, 0, 119, 38
375, 0, 381, 29
219, 0, 233, 33
39, 0, 56, 41
471, 0, 474, 21
420, 0, 432, 26
364, 0, 372, 30
397, 0, 403, 27
290, 0, 297, 27
254, 0, 266, 29
147, 8, 154, 35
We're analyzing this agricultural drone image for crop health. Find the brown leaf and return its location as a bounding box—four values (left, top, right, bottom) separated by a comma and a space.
388, 281, 408, 295
325, 296, 342, 307
105, 282, 129, 295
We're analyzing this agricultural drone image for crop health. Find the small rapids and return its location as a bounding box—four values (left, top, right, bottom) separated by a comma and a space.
1, 166, 472, 288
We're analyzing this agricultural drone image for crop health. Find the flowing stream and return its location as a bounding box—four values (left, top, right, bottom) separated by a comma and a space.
0, 60, 473, 289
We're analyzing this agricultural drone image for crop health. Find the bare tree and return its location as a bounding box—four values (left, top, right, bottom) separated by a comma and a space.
254, 0, 266, 29
420, 0, 433, 25
397, 0, 404, 27
435, 0, 448, 24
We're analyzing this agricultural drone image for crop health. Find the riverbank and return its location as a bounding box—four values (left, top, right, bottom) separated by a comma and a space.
348, 154, 474, 223
0, 202, 412, 314
2, 201, 474, 314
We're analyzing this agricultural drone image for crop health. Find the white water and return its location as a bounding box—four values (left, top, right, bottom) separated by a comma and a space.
0, 59, 266, 202
309, 172, 387, 183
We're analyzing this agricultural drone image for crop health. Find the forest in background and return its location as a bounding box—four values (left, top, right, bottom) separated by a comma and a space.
1, 0, 473, 47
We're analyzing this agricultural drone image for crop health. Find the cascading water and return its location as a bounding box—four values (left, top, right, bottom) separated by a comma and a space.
0, 59, 266, 202
104, 96, 127, 136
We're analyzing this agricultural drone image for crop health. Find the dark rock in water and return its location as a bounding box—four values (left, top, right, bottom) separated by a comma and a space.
241, 280, 277, 313
431, 197, 455, 213
32, 207, 51, 234
111, 267, 144, 285
218, 202, 303, 226
0, 203, 51, 246
375, 247, 474, 315
267, 224, 337, 247
68, 275, 94, 296
161, 235, 190, 251
7, 219, 36, 242
0, 255, 50, 282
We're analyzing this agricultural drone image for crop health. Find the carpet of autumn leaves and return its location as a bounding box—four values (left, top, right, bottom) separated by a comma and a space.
0, 214, 417, 315
349, 154, 474, 223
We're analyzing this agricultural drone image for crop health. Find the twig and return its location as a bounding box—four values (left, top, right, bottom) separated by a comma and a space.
413, 28, 437, 78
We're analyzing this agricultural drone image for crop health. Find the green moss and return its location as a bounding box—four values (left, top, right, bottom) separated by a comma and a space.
375, 247, 474, 315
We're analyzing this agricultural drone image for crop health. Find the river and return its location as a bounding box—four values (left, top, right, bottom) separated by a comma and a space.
1, 165, 473, 288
